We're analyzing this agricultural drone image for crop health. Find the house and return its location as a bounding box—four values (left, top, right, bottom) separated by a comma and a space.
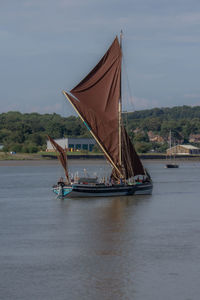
147, 131, 164, 143
46, 137, 96, 152
166, 144, 200, 155
133, 127, 142, 134
189, 134, 200, 143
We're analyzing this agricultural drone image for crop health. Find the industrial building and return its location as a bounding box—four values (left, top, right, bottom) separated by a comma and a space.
166, 144, 200, 155
46, 137, 96, 152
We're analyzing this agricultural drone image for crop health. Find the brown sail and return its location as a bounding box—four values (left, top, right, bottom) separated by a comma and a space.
47, 135, 69, 183
64, 37, 122, 173
64, 36, 145, 179
121, 126, 145, 177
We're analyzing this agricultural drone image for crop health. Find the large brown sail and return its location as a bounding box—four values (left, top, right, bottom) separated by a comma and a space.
64, 36, 145, 179
64, 37, 122, 173
47, 135, 69, 183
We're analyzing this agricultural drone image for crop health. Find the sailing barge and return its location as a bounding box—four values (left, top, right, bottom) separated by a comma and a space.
50, 34, 153, 198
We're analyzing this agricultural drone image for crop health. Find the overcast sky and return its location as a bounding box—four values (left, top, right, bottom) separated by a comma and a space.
1, 0, 200, 115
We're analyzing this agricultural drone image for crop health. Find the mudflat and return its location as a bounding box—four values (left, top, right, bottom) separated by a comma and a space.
0, 160, 58, 167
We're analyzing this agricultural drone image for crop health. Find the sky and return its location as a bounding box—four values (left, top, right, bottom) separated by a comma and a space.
1, 0, 200, 115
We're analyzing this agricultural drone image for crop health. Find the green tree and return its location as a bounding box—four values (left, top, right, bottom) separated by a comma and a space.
134, 132, 149, 143
135, 142, 152, 153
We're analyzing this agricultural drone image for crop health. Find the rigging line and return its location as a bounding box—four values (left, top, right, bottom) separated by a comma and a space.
120, 35, 137, 176
122, 48, 135, 113
120, 36, 133, 177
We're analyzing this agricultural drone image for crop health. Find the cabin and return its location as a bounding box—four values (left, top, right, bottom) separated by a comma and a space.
46, 137, 96, 152
166, 144, 200, 155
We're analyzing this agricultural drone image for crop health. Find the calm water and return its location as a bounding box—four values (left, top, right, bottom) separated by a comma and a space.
0, 159, 200, 300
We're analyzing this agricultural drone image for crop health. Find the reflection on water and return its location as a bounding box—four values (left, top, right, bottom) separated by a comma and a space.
0, 160, 200, 300
83, 196, 151, 300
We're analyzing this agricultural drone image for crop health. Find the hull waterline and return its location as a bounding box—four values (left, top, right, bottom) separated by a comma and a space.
52, 182, 153, 199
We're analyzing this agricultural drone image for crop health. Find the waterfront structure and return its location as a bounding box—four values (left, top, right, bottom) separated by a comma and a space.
167, 144, 200, 155
46, 137, 95, 152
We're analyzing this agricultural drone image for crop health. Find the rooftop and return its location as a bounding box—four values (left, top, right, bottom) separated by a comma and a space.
168, 144, 200, 150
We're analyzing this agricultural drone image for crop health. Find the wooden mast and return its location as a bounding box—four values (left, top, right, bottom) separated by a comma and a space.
119, 30, 123, 172
169, 130, 172, 160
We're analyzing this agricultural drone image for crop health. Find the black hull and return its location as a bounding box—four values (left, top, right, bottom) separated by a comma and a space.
165, 164, 179, 168
53, 182, 153, 198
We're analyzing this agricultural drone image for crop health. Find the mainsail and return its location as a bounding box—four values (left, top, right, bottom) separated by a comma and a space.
63, 36, 145, 179
47, 135, 69, 183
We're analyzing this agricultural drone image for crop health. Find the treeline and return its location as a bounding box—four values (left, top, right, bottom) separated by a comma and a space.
1, 106, 200, 153
126, 106, 200, 137
0, 111, 88, 153
125, 106, 200, 153
127, 105, 200, 121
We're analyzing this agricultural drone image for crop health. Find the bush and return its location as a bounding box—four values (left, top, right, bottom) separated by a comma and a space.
135, 142, 152, 153
22, 144, 38, 153
11, 143, 23, 153
91, 144, 102, 153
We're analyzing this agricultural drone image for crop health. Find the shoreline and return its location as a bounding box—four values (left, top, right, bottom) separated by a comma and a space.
1, 152, 200, 167
1, 157, 200, 167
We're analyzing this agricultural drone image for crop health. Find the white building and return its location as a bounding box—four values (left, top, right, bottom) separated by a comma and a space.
167, 144, 200, 155
46, 137, 96, 152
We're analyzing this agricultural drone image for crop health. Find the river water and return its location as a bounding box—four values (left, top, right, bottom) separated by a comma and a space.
0, 159, 200, 300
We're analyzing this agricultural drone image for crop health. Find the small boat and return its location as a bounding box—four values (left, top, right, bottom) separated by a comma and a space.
165, 130, 179, 169
165, 163, 179, 168
50, 33, 153, 198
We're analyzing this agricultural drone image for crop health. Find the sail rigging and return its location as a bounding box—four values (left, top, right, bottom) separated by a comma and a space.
63, 36, 145, 179
47, 135, 69, 183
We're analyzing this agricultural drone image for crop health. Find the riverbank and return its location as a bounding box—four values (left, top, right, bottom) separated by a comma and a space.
1, 151, 200, 162
0, 152, 44, 161
0, 152, 105, 161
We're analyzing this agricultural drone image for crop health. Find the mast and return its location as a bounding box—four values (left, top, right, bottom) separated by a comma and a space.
169, 130, 172, 160
119, 30, 123, 170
